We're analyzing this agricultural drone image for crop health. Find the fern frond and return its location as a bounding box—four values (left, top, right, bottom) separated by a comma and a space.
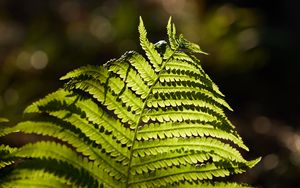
156, 75, 220, 100
108, 57, 150, 99
3, 121, 127, 181
167, 17, 178, 50
1, 169, 74, 188
150, 84, 230, 116
0, 120, 17, 170
167, 17, 207, 55
130, 151, 212, 175
133, 137, 246, 162
139, 17, 163, 71
142, 107, 218, 123
136, 122, 248, 151
11, 141, 119, 187
153, 86, 228, 113
0, 17, 260, 188
127, 51, 157, 86
49, 110, 130, 162
166, 59, 204, 78
60, 64, 104, 81
172, 182, 252, 188
129, 161, 251, 188
2, 158, 116, 188
72, 79, 138, 124
25, 89, 133, 146
171, 51, 206, 75
0, 145, 17, 169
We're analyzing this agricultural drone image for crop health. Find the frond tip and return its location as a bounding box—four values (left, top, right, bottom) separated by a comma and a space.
139, 16, 162, 72
167, 17, 208, 55
0, 17, 260, 188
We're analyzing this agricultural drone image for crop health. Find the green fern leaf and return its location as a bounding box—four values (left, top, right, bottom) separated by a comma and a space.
10, 141, 119, 186
167, 17, 178, 50
138, 17, 163, 72
172, 182, 252, 188
129, 160, 258, 188
136, 122, 248, 150
0, 145, 17, 169
0, 17, 260, 188
1, 169, 74, 188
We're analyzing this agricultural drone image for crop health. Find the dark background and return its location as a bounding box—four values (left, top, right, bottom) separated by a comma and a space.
0, 0, 299, 187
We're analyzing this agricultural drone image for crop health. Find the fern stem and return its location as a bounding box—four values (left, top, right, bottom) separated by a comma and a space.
125, 49, 178, 187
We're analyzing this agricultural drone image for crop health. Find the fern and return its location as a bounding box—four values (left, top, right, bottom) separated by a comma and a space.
0, 17, 260, 187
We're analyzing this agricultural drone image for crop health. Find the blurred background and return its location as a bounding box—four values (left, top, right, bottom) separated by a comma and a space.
0, 0, 299, 187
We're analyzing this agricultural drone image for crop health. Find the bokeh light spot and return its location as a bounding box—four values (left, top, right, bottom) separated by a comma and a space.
30, 50, 48, 70
253, 116, 272, 134
217, 5, 236, 26
16, 51, 31, 70
59, 1, 81, 22
294, 135, 300, 151
4, 88, 19, 106
290, 152, 300, 167
238, 28, 259, 51
263, 154, 279, 170
89, 16, 113, 43
162, 0, 186, 15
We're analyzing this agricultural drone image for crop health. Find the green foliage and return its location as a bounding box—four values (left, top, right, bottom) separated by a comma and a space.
0, 17, 260, 188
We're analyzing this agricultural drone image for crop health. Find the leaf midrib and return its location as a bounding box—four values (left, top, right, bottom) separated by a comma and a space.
125, 49, 177, 187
